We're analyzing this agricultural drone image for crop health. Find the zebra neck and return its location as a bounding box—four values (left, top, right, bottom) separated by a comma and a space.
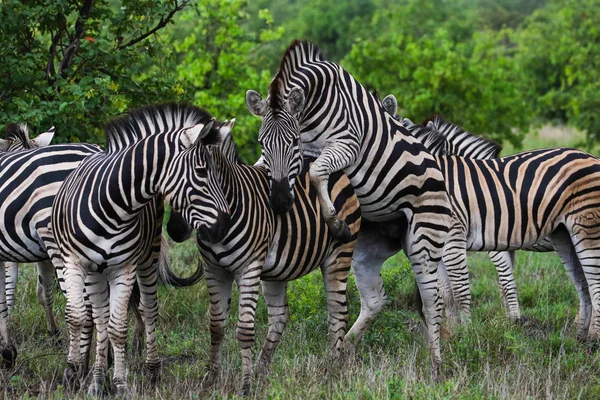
108, 138, 168, 215
212, 149, 249, 212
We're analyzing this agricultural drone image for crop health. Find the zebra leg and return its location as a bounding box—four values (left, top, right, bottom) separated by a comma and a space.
344, 224, 400, 353
36, 260, 60, 338
0, 261, 17, 369
62, 261, 88, 388
203, 264, 234, 387
321, 250, 352, 366
405, 213, 447, 381
309, 145, 358, 242
552, 230, 591, 341
488, 251, 521, 322
84, 272, 110, 397
107, 265, 137, 395
442, 223, 471, 324
5, 261, 18, 314
235, 266, 262, 396
255, 280, 288, 376
136, 257, 161, 383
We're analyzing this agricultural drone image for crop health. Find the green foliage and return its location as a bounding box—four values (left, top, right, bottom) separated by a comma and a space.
0, 0, 189, 143
342, 0, 533, 147
172, 0, 284, 162
515, 0, 600, 142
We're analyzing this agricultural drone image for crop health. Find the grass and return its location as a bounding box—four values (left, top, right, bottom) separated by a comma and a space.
3, 124, 600, 399
2, 243, 600, 399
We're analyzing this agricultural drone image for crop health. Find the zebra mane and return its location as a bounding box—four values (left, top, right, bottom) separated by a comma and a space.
425, 116, 502, 159
400, 118, 447, 156
269, 40, 324, 109
5, 123, 30, 144
104, 102, 213, 153
206, 120, 242, 165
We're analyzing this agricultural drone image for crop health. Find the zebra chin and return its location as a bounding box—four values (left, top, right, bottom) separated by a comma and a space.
195, 211, 231, 243
269, 178, 295, 214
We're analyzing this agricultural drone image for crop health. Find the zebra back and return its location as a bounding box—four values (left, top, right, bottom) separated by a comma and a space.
425, 116, 502, 159
380, 94, 501, 159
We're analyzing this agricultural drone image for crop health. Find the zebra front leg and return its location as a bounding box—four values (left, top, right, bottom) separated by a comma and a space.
236, 266, 262, 396
0, 262, 17, 369
36, 260, 60, 338
84, 272, 110, 397
136, 258, 161, 383
62, 262, 88, 389
321, 249, 352, 366
203, 265, 234, 388
309, 144, 358, 243
488, 251, 521, 322
255, 280, 289, 377
5, 261, 17, 315
442, 223, 471, 324
107, 265, 137, 396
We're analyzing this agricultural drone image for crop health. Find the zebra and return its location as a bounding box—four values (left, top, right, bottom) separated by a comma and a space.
245, 40, 453, 378
0, 141, 100, 369
51, 103, 231, 396
165, 119, 361, 394
382, 95, 555, 321
1, 123, 57, 328
379, 95, 600, 338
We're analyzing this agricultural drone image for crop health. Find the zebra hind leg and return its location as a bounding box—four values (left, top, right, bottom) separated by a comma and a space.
344, 223, 400, 355
442, 223, 471, 324
488, 251, 521, 322
255, 280, 289, 377
0, 262, 17, 369
62, 261, 88, 390
5, 262, 18, 315
107, 265, 137, 396
136, 258, 161, 384
36, 260, 61, 339
84, 272, 110, 397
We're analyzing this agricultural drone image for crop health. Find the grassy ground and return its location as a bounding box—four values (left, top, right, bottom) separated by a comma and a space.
2, 125, 600, 399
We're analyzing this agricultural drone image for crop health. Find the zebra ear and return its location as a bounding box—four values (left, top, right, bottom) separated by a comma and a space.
286, 87, 305, 116
181, 119, 215, 148
31, 126, 55, 147
426, 121, 435, 130
0, 138, 10, 151
382, 95, 398, 118
246, 90, 267, 117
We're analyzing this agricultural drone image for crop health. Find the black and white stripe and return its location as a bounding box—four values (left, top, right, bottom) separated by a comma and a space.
0, 142, 100, 369
396, 110, 600, 340
246, 40, 452, 377
51, 103, 230, 396
167, 120, 361, 394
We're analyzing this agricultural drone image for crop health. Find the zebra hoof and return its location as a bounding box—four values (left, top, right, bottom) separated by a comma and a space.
1, 343, 17, 369
63, 366, 79, 391
113, 379, 130, 398
87, 380, 106, 398
145, 362, 161, 385
239, 379, 251, 397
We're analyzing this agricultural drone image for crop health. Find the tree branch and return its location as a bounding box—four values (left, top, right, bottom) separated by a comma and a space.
58, 0, 94, 76
117, 1, 188, 49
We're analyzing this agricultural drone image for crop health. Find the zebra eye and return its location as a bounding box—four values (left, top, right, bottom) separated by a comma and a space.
195, 167, 208, 178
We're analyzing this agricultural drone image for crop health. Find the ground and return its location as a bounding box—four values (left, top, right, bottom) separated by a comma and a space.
2, 126, 599, 399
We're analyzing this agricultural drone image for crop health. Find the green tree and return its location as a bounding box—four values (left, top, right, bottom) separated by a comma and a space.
0, 0, 190, 142
515, 0, 600, 142
171, 0, 284, 162
342, 0, 533, 146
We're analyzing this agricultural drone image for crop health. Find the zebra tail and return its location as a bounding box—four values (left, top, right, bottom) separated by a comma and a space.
157, 234, 204, 287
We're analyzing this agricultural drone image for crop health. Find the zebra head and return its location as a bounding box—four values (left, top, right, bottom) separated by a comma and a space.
164, 119, 231, 244
0, 124, 55, 151
245, 88, 305, 214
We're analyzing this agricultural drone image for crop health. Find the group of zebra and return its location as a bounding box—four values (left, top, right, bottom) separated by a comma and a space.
1, 39, 599, 396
